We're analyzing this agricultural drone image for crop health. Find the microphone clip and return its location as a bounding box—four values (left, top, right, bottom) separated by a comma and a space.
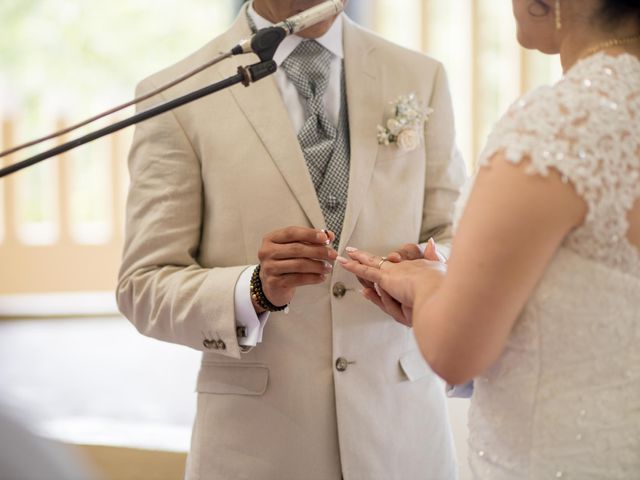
232, 26, 287, 62
238, 60, 278, 86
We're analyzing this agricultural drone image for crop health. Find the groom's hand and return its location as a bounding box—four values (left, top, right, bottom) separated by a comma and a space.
423, 238, 446, 263
256, 227, 337, 311
389, 238, 445, 263
386, 243, 424, 263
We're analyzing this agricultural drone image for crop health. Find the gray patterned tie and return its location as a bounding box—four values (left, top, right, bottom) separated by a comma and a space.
281, 40, 350, 246
282, 41, 336, 190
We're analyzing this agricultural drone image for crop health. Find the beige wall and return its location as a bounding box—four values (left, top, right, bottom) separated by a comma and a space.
75, 445, 187, 480
0, 119, 127, 294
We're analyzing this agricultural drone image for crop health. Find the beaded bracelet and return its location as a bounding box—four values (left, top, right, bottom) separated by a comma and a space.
250, 265, 289, 312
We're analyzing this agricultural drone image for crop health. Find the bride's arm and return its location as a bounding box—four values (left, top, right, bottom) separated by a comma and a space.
412, 152, 585, 385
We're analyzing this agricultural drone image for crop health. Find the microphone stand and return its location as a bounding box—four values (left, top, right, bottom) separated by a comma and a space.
0, 26, 286, 179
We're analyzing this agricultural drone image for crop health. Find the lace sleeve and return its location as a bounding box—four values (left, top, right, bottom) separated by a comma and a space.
475, 53, 640, 274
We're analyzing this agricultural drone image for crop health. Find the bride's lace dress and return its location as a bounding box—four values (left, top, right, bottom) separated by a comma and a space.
457, 53, 640, 479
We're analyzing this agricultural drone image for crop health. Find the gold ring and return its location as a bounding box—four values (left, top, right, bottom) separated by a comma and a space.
377, 257, 388, 269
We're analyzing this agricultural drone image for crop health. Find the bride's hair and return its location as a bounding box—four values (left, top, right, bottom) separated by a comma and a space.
599, 0, 640, 26
528, 0, 640, 25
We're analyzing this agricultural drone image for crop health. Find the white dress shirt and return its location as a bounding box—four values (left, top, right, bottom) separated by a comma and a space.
234, 3, 345, 347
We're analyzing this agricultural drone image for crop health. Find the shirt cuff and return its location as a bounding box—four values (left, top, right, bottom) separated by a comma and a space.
418, 241, 449, 262
446, 381, 474, 398
234, 266, 270, 347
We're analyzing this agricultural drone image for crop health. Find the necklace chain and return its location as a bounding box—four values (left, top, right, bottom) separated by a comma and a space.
580, 34, 640, 59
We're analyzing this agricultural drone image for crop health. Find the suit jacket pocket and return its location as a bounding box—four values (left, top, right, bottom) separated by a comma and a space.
197, 363, 269, 396
399, 350, 431, 382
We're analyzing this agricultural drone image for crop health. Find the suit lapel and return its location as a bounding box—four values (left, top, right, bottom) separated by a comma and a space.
212, 12, 383, 237
217, 7, 325, 230
339, 19, 383, 251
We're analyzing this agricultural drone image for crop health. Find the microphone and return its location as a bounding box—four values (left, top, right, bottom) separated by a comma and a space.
0, 1, 346, 177
231, 0, 344, 56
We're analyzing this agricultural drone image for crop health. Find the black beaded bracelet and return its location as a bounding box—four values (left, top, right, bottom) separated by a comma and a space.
250, 265, 289, 312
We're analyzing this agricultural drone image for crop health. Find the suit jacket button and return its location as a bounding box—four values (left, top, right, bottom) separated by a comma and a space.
203, 339, 217, 349
335, 357, 349, 372
217, 340, 226, 350
332, 282, 347, 299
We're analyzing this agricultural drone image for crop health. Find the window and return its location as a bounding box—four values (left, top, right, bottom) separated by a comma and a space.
0, 0, 238, 248
0, 0, 562, 293
369, 0, 562, 171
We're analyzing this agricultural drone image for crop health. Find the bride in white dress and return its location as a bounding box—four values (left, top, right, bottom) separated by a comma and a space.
339, 0, 640, 478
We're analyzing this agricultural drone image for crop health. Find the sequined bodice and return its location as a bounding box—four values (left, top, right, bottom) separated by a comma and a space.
457, 53, 640, 479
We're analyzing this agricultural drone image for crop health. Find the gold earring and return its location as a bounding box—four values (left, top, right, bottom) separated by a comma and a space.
555, 0, 562, 30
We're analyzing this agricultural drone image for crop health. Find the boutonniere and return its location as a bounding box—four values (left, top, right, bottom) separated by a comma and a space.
376, 93, 433, 152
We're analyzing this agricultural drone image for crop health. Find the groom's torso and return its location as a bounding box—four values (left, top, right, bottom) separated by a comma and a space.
140, 11, 456, 480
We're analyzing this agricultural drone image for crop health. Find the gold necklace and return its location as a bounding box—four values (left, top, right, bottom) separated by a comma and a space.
580, 34, 640, 59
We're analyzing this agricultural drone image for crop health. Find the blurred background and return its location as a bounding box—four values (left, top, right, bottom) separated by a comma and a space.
0, 1, 561, 478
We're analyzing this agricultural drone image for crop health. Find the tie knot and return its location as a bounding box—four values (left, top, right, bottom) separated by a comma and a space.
281, 40, 333, 100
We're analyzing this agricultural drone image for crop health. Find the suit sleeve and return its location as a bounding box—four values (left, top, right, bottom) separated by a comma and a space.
420, 63, 467, 249
116, 78, 245, 359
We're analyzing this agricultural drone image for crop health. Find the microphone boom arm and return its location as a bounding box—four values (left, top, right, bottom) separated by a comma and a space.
0, 0, 341, 168
0, 59, 277, 179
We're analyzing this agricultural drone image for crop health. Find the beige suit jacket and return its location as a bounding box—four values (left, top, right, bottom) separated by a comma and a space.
117, 8, 466, 480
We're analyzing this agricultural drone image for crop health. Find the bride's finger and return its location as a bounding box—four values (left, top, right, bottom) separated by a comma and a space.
362, 288, 398, 319
378, 288, 411, 327
344, 248, 387, 269
362, 287, 384, 307
337, 257, 382, 284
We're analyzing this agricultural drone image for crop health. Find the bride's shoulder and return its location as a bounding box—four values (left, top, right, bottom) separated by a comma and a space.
551, 52, 640, 115
501, 52, 638, 126
478, 53, 639, 172
500, 54, 636, 123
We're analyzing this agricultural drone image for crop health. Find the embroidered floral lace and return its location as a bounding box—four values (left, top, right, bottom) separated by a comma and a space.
456, 53, 640, 479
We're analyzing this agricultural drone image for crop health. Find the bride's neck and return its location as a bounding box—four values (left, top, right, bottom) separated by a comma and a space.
559, 20, 640, 72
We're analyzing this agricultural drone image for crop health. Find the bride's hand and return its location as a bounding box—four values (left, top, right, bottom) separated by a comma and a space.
350, 242, 424, 293
349, 237, 445, 293
361, 285, 414, 326
349, 240, 440, 326
338, 247, 446, 324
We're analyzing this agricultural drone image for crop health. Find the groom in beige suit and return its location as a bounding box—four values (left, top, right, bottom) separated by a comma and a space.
117, 1, 466, 479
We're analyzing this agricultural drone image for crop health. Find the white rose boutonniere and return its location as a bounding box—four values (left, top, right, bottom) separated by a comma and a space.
397, 129, 421, 152
377, 93, 433, 152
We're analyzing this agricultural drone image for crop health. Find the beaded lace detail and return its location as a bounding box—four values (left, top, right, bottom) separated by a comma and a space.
477, 52, 640, 277
457, 53, 640, 479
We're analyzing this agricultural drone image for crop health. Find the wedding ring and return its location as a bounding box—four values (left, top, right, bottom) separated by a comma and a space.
377, 256, 388, 269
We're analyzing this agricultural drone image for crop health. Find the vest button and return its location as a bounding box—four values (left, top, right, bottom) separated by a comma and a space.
335, 357, 349, 372
332, 282, 347, 298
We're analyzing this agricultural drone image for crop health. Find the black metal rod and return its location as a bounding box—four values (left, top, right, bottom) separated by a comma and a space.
0, 72, 245, 178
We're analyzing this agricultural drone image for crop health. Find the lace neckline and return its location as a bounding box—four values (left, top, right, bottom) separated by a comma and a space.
565, 50, 640, 78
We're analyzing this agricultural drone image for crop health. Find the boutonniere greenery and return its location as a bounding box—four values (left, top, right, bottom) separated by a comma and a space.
376, 93, 433, 152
